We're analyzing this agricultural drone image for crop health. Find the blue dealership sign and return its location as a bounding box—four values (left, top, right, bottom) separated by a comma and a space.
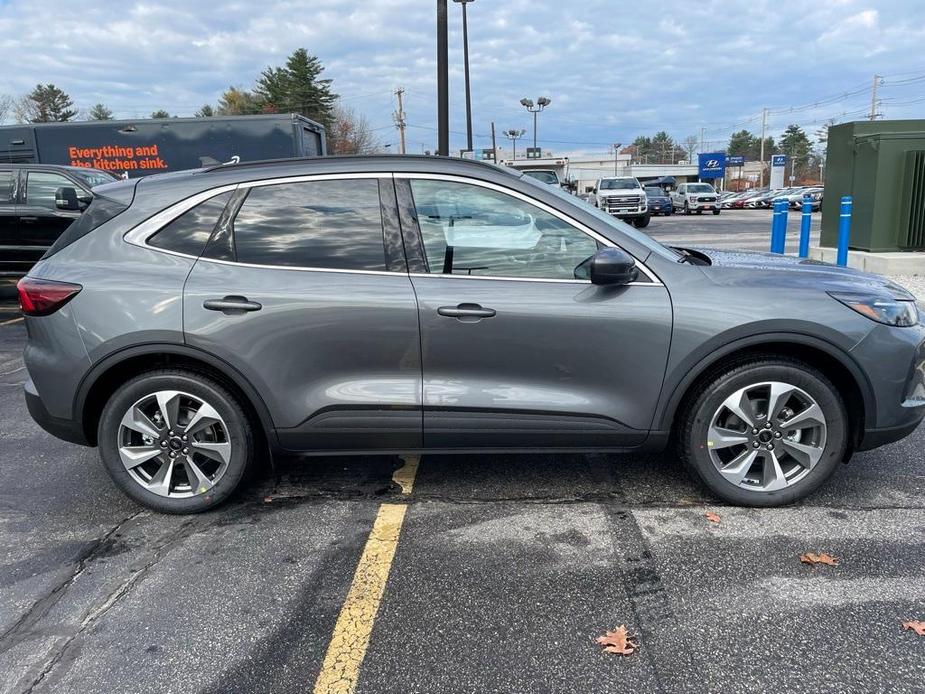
771, 154, 787, 167
698, 152, 726, 179
727, 155, 745, 166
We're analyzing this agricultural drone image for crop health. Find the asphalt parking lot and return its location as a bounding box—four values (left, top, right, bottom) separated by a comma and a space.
2, 211, 924, 694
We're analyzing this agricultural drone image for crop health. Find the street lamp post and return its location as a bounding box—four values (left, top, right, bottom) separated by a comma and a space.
453, 0, 475, 154
503, 128, 526, 160
520, 96, 550, 152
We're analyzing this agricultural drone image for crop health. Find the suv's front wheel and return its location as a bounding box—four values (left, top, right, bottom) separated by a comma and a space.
98, 369, 255, 513
679, 357, 847, 506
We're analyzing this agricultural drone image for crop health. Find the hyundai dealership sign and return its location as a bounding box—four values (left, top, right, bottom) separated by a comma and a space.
698, 152, 726, 179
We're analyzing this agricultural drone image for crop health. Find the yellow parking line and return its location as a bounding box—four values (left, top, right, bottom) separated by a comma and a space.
314, 502, 409, 694
392, 455, 420, 495
0, 317, 23, 326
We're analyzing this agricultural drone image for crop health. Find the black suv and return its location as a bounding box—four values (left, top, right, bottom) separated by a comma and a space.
0, 164, 117, 277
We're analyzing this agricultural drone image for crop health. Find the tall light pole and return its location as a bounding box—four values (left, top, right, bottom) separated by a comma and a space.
436, 0, 449, 156
453, 0, 475, 154
503, 128, 525, 160
520, 96, 550, 152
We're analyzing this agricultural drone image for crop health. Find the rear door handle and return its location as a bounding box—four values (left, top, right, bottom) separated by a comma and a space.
437, 303, 496, 321
20, 216, 39, 222
203, 296, 262, 314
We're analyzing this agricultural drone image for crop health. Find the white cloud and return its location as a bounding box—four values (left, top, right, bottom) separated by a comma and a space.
0, 0, 923, 154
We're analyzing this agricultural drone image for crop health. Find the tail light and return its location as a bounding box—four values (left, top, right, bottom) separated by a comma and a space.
17, 277, 82, 316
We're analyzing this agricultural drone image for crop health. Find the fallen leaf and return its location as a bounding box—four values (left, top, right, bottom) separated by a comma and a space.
704, 512, 721, 524
800, 552, 839, 566
902, 620, 925, 636
596, 625, 639, 656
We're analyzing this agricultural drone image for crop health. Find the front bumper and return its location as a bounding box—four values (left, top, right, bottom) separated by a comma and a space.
852, 324, 925, 450
25, 377, 90, 446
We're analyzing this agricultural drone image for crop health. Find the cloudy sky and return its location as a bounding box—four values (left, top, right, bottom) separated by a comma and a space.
1, 0, 923, 157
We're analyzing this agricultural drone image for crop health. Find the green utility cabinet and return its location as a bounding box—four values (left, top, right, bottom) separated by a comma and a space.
822, 120, 925, 251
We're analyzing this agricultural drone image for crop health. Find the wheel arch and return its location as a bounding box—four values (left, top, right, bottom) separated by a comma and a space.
658, 333, 874, 453
76, 344, 276, 448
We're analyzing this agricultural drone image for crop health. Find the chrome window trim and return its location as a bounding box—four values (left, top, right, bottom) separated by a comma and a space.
395, 172, 663, 286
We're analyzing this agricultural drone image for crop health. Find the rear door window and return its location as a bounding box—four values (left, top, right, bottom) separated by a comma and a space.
231, 179, 386, 271
148, 191, 232, 257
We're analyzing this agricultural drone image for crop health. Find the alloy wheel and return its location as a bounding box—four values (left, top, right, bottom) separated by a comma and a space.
117, 390, 232, 498
706, 381, 827, 492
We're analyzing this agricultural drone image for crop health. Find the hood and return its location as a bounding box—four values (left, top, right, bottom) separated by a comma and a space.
684, 246, 916, 299
599, 189, 643, 197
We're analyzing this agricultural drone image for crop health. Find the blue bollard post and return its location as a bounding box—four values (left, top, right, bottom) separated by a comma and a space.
836, 195, 853, 267
776, 199, 789, 253
770, 199, 782, 253
799, 194, 813, 258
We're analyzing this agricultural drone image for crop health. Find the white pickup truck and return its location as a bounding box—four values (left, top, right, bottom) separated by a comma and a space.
589, 176, 650, 227
670, 182, 721, 215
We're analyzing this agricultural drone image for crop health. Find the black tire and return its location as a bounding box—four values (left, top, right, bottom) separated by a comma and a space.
666, 207, 673, 216
713, 209, 721, 215
98, 369, 255, 514
679, 356, 847, 507
684, 202, 691, 215
635, 214, 651, 228
696, 209, 703, 215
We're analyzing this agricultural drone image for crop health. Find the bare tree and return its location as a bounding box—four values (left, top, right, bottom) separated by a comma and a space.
0, 94, 13, 123
328, 104, 379, 155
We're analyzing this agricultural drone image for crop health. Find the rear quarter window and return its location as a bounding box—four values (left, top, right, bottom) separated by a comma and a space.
148, 192, 233, 257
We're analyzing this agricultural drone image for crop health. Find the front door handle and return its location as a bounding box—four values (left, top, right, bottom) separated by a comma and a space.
203, 296, 262, 315
20, 216, 39, 223
437, 303, 496, 321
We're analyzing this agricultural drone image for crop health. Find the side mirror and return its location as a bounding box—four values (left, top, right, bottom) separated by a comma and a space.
591, 187, 597, 194
589, 247, 638, 286
55, 187, 81, 211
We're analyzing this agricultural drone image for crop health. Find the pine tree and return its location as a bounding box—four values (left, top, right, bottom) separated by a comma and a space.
284, 48, 337, 128
26, 84, 77, 122
150, 109, 171, 119
88, 103, 113, 120
195, 104, 215, 118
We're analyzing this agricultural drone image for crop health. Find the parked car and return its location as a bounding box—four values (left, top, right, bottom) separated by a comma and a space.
644, 186, 673, 216
18, 155, 925, 514
730, 190, 766, 209
788, 187, 824, 211
671, 182, 721, 215
0, 164, 118, 276
590, 176, 650, 227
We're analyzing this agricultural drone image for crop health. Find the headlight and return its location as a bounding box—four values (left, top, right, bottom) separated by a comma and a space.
828, 292, 919, 327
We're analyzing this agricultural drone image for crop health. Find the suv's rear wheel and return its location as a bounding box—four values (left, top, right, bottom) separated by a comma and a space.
679, 357, 847, 506
98, 369, 254, 513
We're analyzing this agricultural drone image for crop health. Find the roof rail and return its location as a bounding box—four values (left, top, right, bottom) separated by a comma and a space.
200, 153, 505, 174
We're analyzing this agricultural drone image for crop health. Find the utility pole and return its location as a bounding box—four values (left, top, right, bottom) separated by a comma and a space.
870, 74, 881, 120
436, 0, 449, 156
613, 143, 619, 175
393, 88, 407, 154
759, 107, 768, 188
700, 127, 705, 154
453, 0, 475, 153
491, 121, 497, 163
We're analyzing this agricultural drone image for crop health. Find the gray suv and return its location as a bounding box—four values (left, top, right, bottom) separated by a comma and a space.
18, 156, 925, 513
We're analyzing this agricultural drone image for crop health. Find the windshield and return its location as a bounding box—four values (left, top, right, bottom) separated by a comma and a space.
72, 169, 119, 188
600, 178, 638, 190
522, 175, 681, 261
687, 184, 715, 193
644, 187, 665, 196
523, 170, 559, 185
